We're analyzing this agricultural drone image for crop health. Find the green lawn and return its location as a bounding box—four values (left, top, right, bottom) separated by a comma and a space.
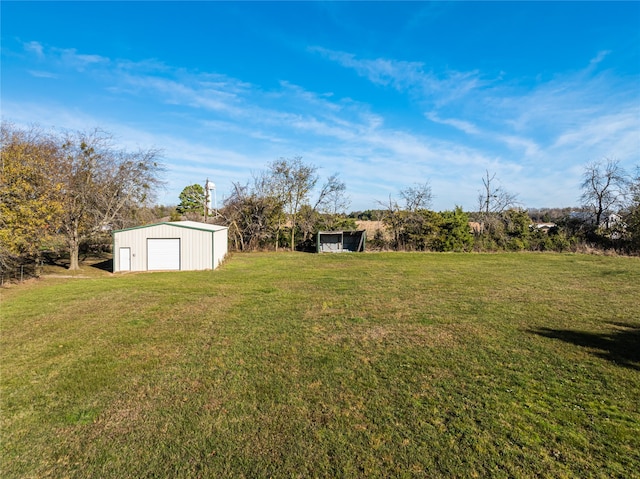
1, 252, 639, 478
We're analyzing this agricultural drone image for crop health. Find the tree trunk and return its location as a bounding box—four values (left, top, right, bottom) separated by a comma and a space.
68, 221, 81, 270
69, 238, 80, 270
596, 195, 604, 226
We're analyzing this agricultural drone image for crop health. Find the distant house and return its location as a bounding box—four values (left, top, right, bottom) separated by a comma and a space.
112, 221, 228, 272
533, 222, 556, 232
567, 211, 627, 238
600, 213, 626, 239
600, 213, 625, 230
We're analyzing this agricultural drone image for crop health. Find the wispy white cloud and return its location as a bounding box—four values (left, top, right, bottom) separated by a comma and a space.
551, 109, 640, 161
310, 46, 484, 106
425, 112, 481, 135
0, 51, 548, 210
317, 45, 638, 163
122, 74, 242, 113
310, 46, 423, 87
22, 41, 110, 73
23, 41, 44, 58
27, 70, 58, 79
496, 134, 541, 158
5, 39, 638, 211
587, 50, 612, 71
56, 48, 109, 71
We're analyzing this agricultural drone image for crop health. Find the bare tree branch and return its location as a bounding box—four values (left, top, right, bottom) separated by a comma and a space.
580, 158, 628, 226
477, 170, 518, 214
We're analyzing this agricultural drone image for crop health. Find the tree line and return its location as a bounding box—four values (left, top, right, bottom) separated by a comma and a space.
177, 158, 639, 254
3, 121, 640, 276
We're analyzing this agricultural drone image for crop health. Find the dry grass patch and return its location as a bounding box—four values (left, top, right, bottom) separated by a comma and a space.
313, 322, 464, 351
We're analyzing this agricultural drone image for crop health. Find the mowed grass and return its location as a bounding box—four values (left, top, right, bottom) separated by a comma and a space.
1, 253, 639, 478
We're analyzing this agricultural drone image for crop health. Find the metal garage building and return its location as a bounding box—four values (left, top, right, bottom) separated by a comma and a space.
112, 221, 228, 272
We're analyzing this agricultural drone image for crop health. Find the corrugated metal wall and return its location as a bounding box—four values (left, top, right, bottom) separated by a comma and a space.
212, 229, 227, 269
113, 224, 227, 272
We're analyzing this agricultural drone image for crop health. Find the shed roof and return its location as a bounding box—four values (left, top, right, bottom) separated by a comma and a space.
113, 220, 228, 234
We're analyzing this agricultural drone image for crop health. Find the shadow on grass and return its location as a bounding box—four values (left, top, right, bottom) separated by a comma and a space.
89, 259, 113, 272
530, 322, 640, 371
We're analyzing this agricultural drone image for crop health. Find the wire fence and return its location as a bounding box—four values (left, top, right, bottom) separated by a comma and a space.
0, 263, 40, 286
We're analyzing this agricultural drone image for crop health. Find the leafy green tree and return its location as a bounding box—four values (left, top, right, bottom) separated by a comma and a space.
0, 123, 63, 270
296, 203, 320, 243
401, 210, 441, 251
502, 208, 532, 250
544, 228, 573, 252
317, 213, 357, 233
434, 207, 474, 252
177, 183, 206, 216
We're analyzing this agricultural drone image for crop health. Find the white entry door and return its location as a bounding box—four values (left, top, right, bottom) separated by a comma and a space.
147, 239, 180, 270
119, 247, 131, 271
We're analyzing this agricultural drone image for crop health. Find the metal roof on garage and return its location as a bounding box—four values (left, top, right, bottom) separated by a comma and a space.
113, 221, 228, 234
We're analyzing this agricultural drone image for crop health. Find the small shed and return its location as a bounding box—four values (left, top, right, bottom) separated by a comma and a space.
317, 230, 366, 253
112, 221, 228, 272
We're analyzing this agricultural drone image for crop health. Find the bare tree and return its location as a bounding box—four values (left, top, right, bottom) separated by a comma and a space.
477, 170, 518, 214
58, 129, 164, 269
305, 173, 350, 235
580, 158, 628, 226
401, 182, 432, 212
314, 173, 350, 215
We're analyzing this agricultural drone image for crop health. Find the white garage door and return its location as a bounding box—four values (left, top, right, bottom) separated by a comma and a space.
147, 238, 180, 270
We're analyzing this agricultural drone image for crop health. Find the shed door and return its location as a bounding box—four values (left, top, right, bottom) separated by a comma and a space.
147, 239, 180, 270
119, 247, 131, 271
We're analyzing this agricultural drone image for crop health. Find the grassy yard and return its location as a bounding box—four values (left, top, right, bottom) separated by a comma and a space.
1, 252, 639, 478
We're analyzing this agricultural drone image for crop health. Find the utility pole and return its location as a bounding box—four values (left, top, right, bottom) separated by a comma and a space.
204, 178, 210, 222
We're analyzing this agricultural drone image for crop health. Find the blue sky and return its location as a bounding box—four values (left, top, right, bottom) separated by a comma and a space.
2, 1, 639, 212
